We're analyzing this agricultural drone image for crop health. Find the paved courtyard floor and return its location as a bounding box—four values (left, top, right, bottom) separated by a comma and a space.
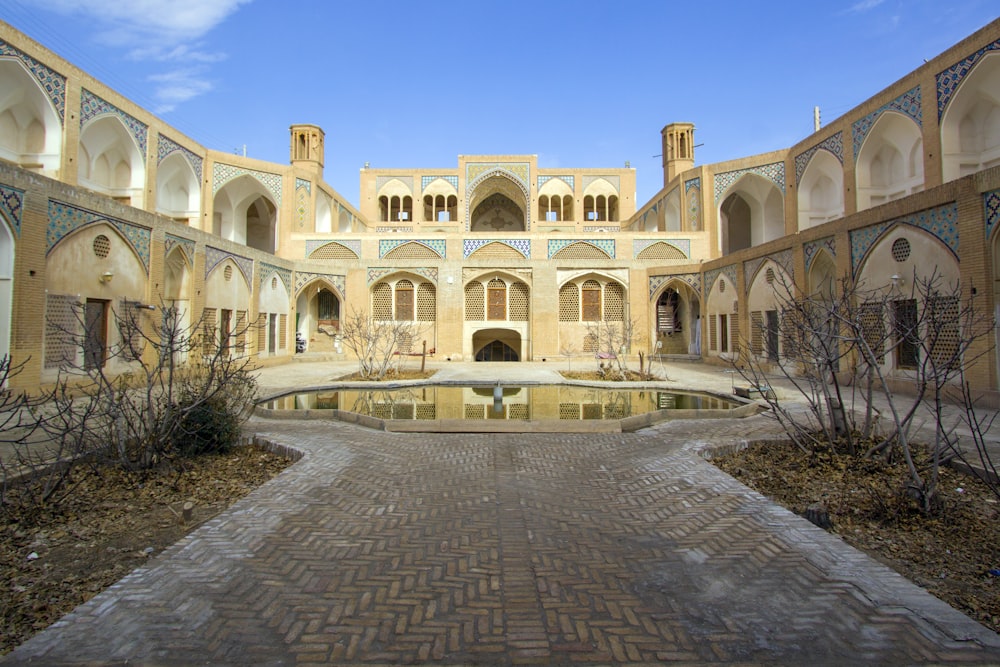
7, 360, 1000, 664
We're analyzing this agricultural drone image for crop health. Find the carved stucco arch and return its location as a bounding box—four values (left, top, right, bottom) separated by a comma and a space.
465, 169, 531, 232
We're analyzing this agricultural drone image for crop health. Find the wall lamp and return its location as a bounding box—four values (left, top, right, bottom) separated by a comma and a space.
99, 271, 114, 283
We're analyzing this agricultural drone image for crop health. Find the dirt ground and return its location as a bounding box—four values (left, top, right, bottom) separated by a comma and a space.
1, 445, 293, 656
713, 441, 1000, 634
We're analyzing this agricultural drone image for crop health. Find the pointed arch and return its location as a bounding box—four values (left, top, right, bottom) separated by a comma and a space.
0, 213, 13, 359
718, 173, 784, 253
940, 52, 1000, 182
0, 58, 62, 177
466, 170, 530, 231
78, 115, 145, 207
155, 152, 200, 224
212, 174, 278, 253
797, 150, 845, 230
315, 191, 332, 233
855, 111, 924, 212
551, 241, 612, 260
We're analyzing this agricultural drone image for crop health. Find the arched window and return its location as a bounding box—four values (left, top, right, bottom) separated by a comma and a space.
582, 280, 601, 321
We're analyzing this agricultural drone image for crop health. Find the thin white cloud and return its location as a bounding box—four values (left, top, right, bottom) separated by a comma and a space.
30, 0, 250, 110
847, 0, 885, 12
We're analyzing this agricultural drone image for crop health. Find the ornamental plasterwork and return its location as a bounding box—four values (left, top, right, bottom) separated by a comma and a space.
80, 89, 148, 156
295, 178, 312, 193
462, 238, 531, 258
304, 239, 361, 258
295, 271, 345, 298
204, 246, 253, 285
582, 175, 620, 193
704, 264, 738, 298
465, 163, 529, 192
547, 239, 615, 259
376, 176, 413, 193
367, 267, 438, 284
537, 175, 575, 190
212, 163, 283, 205
47, 200, 151, 272
421, 176, 459, 191
633, 239, 690, 258
157, 135, 203, 181
713, 162, 786, 202
0, 39, 66, 119
743, 250, 792, 295
684, 177, 701, 193
803, 236, 837, 271
259, 262, 292, 296
378, 239, 446, 259
851, 86, 922, 160
794, 132, 844, 183
985, 189, 1000, 241
164, 234, 195, 267
936, 38, 1000, 120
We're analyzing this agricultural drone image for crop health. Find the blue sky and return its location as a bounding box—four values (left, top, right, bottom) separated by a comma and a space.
2, 0, 997, 209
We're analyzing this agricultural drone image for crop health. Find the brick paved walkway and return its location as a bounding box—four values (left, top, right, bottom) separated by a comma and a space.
7, 410, 1000, 665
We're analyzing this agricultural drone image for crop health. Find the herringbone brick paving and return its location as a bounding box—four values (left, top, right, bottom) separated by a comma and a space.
7, 411, 1000, 665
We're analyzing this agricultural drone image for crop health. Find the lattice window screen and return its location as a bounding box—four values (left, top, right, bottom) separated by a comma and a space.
729, 316, 740, 355
583, 333, 598, 353
464, 282, 484, 321
256, 313, 267, 353
278, 314, 287, 350
117, 298, 144, 362
417, 283, 437, 321
464, 404, 485, 419
45, 294, 80, 369
559, 283, 579, 321
709, 315, 718, 352
604, 283, 624, 322
508, 404, 529, 420
559, 403, 580, 420
202, 308, 217, 356
858, 302, 885, 364
372, 282, 392, 320
235, 310, 247, 356
509, 283, 529, 321
928, 296, 960, 370
751, 311, 763, 356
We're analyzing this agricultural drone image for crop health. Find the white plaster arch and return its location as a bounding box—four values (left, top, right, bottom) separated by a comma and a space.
855, 111, 924, 212
807, 249, 837, 300
0, 58, 62, 177
941, 52, 1000, 182
0, 215, 13, 361
78, 115, 145, 207
663, 188, 681, 232
259, 272, 290, 315
797, 150, 845, 230
376, 178, 413, 198
718, 173, 784, 254
651, 278, 701, 355
315, 191, 332, 233
338, 207, 352, 233
204, 258, 251, 311
212, 174, 278, 253
155, 152, 200, 224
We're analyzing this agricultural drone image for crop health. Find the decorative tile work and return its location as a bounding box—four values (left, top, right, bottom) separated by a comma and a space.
803, 236, 837, 271
466, 163, 529, 192
80, 89, 148, 156
421, 176, 459, 191
547, 239, 615, 259
986, 189, 1000, 240
378, 239, 446, 259
295, 271, 346, 298
164, 234, 195, 267
0, 39, 67, 119
367, 267, 438, 284
156, 135, 203, 182
743, 250, 793, 294
937, 38, 1000, 119
684, 177, 701, 193
648, 273, 701, 298
304, 239, 361, 258
463, 239, 531, 258
295, 178, 312, 194
850, 202, 959, 274
204, 246, 253, 285
583, 226, 620, 232
376, 226, 413, 233
704, 264, 738, 298
714, 162, 786, 202
687, 185, 700, 231
537, 175, 575, 191
376, 176, 413, 193
259, 262, 292, 296
212, 163, 282, 205
465, 167, 532, 231
851, 86, 922, 160
582, 175, 620, 193
0, 185, 24, 236
633, 239, 690, 258
794, 132, 844, 183
47, 200, 151, 272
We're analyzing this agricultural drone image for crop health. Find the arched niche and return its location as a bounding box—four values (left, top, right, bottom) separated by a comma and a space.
212, 175, 278, 253
797, 151, 844, 230
538, 178, 574, 223
663, 188, 681, 232
747, 262, 792, 361
0, 216, 13, 360
295, 279, 342, 353
0, 59, 62, 177
468, 173, 529, 232
855, 112, 924, 212
807, 249, 837, 301
652, 280, 701, 355
718, 173, 784, 254
78, 116, 145, 207
156, 153, 200, 224
941, 52, 1000, 182
315, 192, 332, 233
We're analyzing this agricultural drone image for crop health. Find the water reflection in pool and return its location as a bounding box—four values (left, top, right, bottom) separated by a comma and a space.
259, 385, 739, 421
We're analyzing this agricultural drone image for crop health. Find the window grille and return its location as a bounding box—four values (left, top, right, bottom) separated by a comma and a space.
278, 314, 287, 349
372, 282, 392, 320
582, 280, 601, 321
751, 311, 763, 356
45, 293, 80, 369
487, 278, 506, 320
395, 279, 414, 321
203, 308, 217, 356
604, 283, 624, 321
464, 281, 484, 320
558, 283, 579, 321
235, 310, 247, 356
509, 282, 529, 321
417, 283, 436, 321
858, 302, 886, 364
928, 295, 960, 370
893, 299, 919, 369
